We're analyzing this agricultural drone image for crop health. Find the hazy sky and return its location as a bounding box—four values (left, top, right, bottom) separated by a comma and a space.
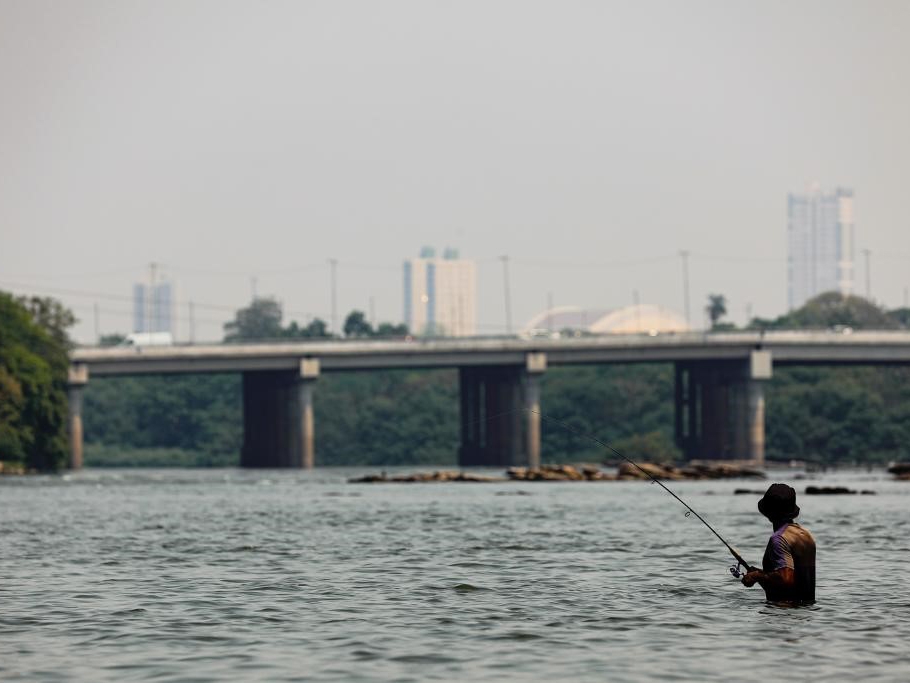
3, 0, 909, 343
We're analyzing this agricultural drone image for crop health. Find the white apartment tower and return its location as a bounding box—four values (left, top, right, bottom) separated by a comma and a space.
403, 247, 477, 336
132, 280, 176, 335
787, 185, 855, 310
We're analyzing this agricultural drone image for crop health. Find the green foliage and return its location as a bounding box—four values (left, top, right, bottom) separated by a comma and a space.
315, 370, 459, 466
610, 431, 682, 464
706, 294, 727, 328
0, 292, 71, 470
888, 308, 910, 329
16, 296, 77, 348
224, 297, 285, 341
540, 364, 676, 462
83, 369, 458, 467
376, 322, 409, 337
83, 374, 242, 460
223, 299, 406, 342
343, 310, 372, 338
99, 333, 126, 347
765, 366, 910, 464
284, 318, 331, 339
749, 292, 896, 330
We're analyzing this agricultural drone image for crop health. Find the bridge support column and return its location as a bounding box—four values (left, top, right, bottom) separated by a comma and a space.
458, 353, 546, 468
241, 359, 320, 468
67, 364, 88, 470
747, 378, 766, 465
674, 351, 771, 463
524, 352, 546, 469
297, 359, 319, 469
744, 350, 771, 465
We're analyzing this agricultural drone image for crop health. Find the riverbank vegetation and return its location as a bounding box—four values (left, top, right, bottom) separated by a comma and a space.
0, 292, 73, 471
75, 292, 910, 468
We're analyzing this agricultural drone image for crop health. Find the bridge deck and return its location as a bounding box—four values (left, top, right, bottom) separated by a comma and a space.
70, 331, 910, 376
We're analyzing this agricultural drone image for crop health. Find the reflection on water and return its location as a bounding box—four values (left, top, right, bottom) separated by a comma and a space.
1, 467, 908, 681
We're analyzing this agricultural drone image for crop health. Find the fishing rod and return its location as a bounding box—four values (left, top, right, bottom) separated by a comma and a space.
528, 409, 758, 579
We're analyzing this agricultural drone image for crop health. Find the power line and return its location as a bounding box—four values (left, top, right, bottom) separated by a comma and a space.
162, 262, 328, 277
512, 254, 677, 269
863, 248, 872, 299
1, 265, 149, 281
329, 258, 338, 335
0, 280, 324, 320
689, 253, 786, 264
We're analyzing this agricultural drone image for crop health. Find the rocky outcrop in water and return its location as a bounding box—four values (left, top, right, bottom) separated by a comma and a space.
887, 463, 910, 479
506, 465, 614, 481
805, 486, 876, 495
351, 461, 768, 484
348, 470, 504, 483
614, 462, 765, 481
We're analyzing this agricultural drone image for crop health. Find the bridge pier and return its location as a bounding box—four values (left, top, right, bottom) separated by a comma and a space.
458, 353, 546, 468
241, 359, 319, 468
674, 350, 771, 464
67, 364, 89, 469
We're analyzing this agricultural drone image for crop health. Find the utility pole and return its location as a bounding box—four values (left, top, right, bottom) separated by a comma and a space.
148, 262, 157, 334
93, 303, 100, 344
679, 250, 690, 327
189, 301, 196, 344
862, 248, 871, 300
369, 296, 376, 330
547, 291, 553, 333
329, 258, 338, 335
500, 255, 512, 335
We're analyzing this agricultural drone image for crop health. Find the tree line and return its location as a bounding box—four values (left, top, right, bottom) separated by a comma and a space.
83, 292, 910, 467
4, 288, 910, 470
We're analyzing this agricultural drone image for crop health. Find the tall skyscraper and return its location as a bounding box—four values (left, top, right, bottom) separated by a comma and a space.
132, 281, 176, 334
787, 185, 855, 310
403, 247, 477, 336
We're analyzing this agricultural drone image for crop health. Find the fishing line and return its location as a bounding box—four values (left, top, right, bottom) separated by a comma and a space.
469, 406, 755, 576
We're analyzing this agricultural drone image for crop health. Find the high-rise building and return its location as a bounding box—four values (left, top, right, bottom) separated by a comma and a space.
132, 281, 176, 334
403, 247, 476, 336
787, 185, 855, 310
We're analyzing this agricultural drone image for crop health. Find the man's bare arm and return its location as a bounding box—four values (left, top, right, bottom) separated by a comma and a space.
741, 567, 795, 589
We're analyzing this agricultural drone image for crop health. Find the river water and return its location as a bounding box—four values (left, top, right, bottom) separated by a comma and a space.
1, 467, 908, 682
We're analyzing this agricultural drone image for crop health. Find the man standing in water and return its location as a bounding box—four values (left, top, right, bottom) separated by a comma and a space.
741, 483, 816, 604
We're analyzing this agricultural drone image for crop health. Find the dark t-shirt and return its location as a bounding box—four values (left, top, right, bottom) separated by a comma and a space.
762, 522, 816, 604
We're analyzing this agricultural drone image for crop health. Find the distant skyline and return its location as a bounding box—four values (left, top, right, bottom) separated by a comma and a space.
3, 1, 910, 343
787, 185, 855, 310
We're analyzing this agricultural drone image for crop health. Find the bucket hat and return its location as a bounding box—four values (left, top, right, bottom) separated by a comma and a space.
758, 483, 800, 521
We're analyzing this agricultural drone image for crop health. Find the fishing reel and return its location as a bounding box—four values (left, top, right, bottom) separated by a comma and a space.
729, 560, 759, 579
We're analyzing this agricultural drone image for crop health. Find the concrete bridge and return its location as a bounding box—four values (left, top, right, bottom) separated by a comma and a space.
66, 331, 910, 469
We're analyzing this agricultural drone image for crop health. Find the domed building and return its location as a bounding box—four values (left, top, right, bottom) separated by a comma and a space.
522, 304, 690, 336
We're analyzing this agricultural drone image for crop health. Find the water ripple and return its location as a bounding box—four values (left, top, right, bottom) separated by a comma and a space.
1, 467, 908, 681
